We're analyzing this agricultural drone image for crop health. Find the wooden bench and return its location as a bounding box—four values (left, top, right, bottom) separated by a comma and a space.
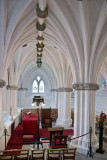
0, 150, 13, 160
62, 148, 77, 160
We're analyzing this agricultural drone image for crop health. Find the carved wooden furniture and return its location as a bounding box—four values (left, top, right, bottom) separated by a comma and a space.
51, 135, 68, 149
51, 109, 58, 121
47, 148, 61, 160
62, 148, 77, 160
48, 127, 64, 146
0, 150, 13, 160
41, 108, 52, 128
31, 148, 45, 160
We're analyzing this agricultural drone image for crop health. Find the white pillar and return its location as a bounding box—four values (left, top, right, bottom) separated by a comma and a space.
56, 92, 63, 125
11, 89, 18, 115
6, 85, 19, 117
56, 88, 72, 128
0, 80, 6, 136
71, 83, 99, 154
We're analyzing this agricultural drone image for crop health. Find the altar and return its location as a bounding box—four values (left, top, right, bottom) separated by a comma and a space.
23, 114, 38, 137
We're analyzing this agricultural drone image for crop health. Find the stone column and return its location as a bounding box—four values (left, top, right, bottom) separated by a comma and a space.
51, 89, 58, 108
0, 80, 6, 135
6, 85, 19, 118
56, 87, 72, 128
71, 83, 99, 154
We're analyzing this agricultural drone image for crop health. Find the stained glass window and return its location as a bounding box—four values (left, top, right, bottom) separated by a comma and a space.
39, 80, 44, 93
32, 76, 44, 93
32, 80, 38, 93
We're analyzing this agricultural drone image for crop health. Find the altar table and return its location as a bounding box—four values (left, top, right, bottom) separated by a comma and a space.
23, 114, 38, 137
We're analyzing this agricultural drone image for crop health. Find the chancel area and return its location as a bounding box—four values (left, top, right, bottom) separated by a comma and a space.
0, 0, 107, 159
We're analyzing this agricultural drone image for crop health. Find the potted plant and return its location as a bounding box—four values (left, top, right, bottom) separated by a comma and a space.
96, 112, 106, 153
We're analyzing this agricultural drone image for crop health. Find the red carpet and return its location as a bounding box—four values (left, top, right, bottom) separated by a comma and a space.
6, 124, 74, 149
39, 128, 74, 138
6, 124, 23, 150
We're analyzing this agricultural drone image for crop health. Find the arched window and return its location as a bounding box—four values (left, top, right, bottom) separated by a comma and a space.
39, 80, 44, 93
32, 80, 38, 93
32, 76, 45, 93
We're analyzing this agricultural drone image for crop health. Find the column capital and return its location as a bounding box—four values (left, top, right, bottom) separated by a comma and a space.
6, 85, 18, 90
57, 87, 73, 92
72, 83, 99, 90
0, 80, 6, 88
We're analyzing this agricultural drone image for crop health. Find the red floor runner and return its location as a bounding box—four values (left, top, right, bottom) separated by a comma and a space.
6, 124, 23, 150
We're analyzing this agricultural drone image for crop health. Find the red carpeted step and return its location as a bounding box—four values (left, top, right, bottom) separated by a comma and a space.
7, 137, 22, 145
6, 124, 23, 150
6, 144, 22, 150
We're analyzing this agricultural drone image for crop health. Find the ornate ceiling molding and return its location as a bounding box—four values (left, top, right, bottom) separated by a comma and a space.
72, 83, 99, 90
6, 85, 18, 90
57, 87, 73, 92
0, 80, 6, 88
36, 36, 44, 41
37, 48, 43, 52
36, 4, 48, 18
36, 42, 45, 49
36, 22, 46, 31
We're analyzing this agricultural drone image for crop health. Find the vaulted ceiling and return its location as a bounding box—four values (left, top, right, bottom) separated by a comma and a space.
0, 0, 107, 86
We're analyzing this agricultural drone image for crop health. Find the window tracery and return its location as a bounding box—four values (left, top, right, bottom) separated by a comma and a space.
32, 76, 44, 93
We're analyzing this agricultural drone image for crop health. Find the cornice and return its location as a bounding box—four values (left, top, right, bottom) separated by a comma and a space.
57, 87, 73, 92
72, 83, 99, 90
6, 85, 18, 90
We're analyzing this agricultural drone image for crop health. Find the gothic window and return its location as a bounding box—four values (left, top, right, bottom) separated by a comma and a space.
32, 80, 38, 93
39, 80, 44, 93
32, 76, 45, 93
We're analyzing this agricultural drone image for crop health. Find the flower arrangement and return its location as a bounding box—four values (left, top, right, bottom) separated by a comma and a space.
98, 112, 106, 126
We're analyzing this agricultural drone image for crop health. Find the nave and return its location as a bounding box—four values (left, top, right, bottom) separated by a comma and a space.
0, 0, 107, 159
